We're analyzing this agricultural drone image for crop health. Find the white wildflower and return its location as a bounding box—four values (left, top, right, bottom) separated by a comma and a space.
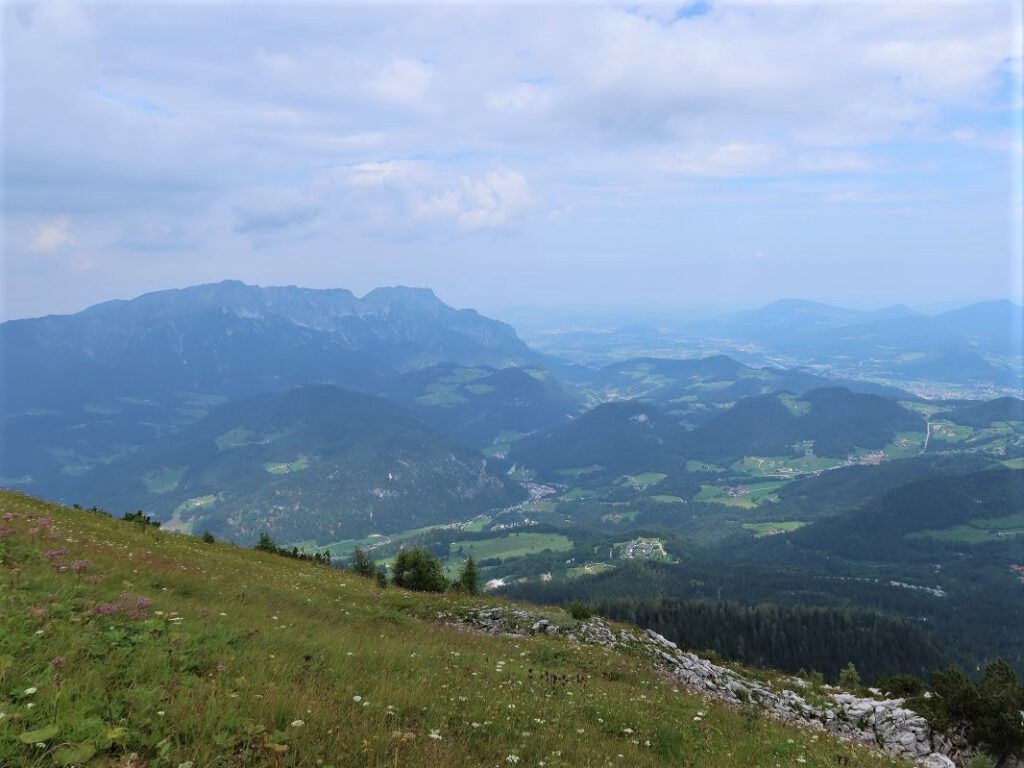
290, 719, 305, 727
23, 687, 37, 695
353, 695, 362, 703
428, 729, 442, 740
506, 756, 520, 765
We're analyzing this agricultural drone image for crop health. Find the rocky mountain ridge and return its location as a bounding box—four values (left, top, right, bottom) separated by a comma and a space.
443, 605, 1018, 768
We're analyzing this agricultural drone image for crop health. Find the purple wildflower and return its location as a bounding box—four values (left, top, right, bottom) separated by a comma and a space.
51, 657, 65, 691
94, 592, 154, 620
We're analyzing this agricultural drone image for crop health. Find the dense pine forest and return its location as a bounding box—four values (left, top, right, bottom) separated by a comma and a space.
590, 598, 946, 682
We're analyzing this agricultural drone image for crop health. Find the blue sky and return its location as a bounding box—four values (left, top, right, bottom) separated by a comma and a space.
2, 1, 1022, 319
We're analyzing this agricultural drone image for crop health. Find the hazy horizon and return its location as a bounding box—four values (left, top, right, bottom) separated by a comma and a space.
2, 275, 1021, 325
3, 1, 1022, 320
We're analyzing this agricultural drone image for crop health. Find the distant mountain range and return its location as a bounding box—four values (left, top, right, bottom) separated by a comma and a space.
686, 299, 1023, 387
2, 280, 536, 413
0, 280, 539, 492
2, 281, 1019, 549
687, 298, 921, 341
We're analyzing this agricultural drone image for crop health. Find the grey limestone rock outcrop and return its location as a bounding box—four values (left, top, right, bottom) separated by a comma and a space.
441, 605, 958, 767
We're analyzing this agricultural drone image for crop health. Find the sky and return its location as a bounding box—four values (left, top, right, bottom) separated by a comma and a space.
2, 0, 1022, 320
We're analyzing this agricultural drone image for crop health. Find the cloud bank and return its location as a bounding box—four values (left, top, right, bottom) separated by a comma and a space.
2, 1, 1021, 317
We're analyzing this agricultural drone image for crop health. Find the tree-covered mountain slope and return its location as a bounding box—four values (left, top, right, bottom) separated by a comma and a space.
513, 387, 925, 476
512, 400, 687, 475
935, 397, 1024, 427
590, 355, 910, 415
385, 363, 587, 447
685, 387, 925, 462
58, 385, 524, 544
769, 467, 1024, 563
768, 453, 1001, 520
0, 491, 912, 768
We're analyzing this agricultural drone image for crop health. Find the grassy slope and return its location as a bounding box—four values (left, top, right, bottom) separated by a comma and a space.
1, 491, 904, 768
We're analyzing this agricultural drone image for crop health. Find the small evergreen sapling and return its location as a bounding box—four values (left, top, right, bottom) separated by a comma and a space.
456, 555, 479, 595
838, 662, 862, 691
350, 547, 376, 578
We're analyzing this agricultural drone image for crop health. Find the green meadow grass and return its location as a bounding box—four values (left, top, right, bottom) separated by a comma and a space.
141, 468, 186, 495
1, 491, 906, 768
914, 510, 1024, 543
561, 487, 597, 501
624, 473, 668, 489
449, 533, 573, 562
741, 521, 808, 538
263, 456, 311, 475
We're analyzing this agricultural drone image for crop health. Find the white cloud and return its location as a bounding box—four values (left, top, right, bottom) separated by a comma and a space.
29, 218, 74, 252
660, 143, 778, 178
486, 83, 552, 112
342, 161, 426, 189
32, 2, 95, 40
418, 171, 532, 231
338, 162, 532, 233
2, 1, 1020, 316
368, 58, 434, 108
233, 186, 322, 233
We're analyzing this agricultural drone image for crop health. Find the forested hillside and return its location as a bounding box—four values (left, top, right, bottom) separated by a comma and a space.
59, 385, 523, 543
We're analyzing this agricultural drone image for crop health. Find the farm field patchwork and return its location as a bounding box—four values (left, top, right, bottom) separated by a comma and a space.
696, 481, 787, 508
